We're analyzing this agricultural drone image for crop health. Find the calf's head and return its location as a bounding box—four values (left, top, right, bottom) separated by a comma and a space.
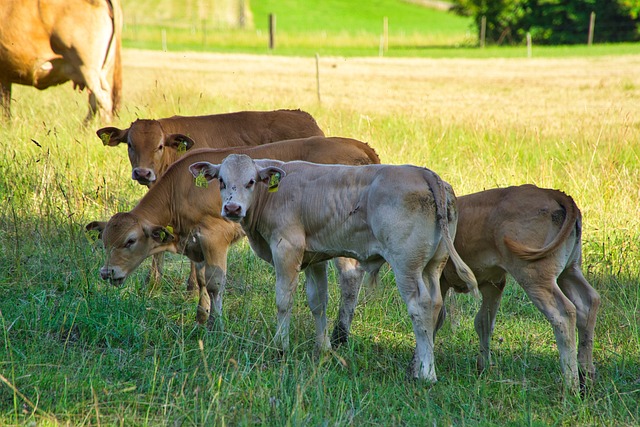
97, 120, 195, 186
85, 213, 176, 285
189, 154, 285, 222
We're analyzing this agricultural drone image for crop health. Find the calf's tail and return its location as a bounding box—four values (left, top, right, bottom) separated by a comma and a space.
504, 190, 580, 261
424, 169, 479, 298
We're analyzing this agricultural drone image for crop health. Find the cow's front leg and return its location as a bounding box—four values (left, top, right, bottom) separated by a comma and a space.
146, 253, 164, 289
186, 261, 198, 293
272, 241, 303, 353
194, 261, 227, 327
194, 261, 211, 324
195, 232, 231, 327
305, 262, 331, 353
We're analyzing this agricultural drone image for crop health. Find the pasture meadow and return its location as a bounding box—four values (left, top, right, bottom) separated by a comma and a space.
1, 48, 640, 425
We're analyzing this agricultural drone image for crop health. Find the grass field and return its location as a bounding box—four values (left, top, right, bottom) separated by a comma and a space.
0, 46, 639, 425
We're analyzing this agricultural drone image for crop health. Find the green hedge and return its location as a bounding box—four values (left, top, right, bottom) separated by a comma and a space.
451, 0, 640, 45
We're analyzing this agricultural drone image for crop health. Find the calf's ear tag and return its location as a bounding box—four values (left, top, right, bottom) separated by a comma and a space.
268, 172, 281, 193
100, 132, 111, 146
166, 225, 174, 234
195, 170, 209, 188
177, 140, 188, 155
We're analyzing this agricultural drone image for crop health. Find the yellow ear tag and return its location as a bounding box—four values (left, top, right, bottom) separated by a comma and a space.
268, 172, 281, 193
166, 225, 174, 234
85, 229, 100, 244
100, 132, 111, 146
176, 140, 188, 155
195, 170, 209, 188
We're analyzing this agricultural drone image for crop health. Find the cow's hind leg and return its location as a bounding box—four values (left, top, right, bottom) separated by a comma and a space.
305, 262, 331, 352
558, 263, 600, 387
513, 271, 579, 392
331, 257, 365, 346
475, 278, 506, 373
82, 66, 113, 123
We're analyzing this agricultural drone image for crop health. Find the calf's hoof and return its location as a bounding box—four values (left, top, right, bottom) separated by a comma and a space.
195, 307, 209, 325
330, 323, 349, 347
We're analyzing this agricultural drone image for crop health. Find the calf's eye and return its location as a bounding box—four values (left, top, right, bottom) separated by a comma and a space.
124, 239, 136, 249
245, 179, 255, 189
219, 179, 226, 190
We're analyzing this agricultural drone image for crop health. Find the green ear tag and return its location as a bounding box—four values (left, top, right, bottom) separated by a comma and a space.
166, 225, 174, 234
100, 132, 111, 146
85, 229, 100, 243
177, 140, 187, 155
268, 172, 281, 193
195, 170, 209, 188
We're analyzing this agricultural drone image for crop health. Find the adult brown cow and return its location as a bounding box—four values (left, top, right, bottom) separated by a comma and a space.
0, 0, 122, 122
86, 136, 380, 331
97, 109, 325, 287
189, 155, 478, 382
434, 185, 600, 393
96, 109, 325, 187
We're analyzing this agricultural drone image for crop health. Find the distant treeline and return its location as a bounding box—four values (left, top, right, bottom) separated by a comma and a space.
450, 0, 640, 45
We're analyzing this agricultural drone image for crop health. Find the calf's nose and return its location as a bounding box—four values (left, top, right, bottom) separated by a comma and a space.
99, 267, 112, 280
132, 168, 155, 183
223, 202, 242, 217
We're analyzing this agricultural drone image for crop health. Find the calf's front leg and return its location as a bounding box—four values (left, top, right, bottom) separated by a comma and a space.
304, 262, 331, 352
272, 241, 303, 352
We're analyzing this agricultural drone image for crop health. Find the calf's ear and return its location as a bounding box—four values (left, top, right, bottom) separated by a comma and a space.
165, 134, 195, 154
96, 127, 128, 147
150, 226, 175, 244
189, 162, 220, 182
258, 166, 287, 186
85, 221, 106, 241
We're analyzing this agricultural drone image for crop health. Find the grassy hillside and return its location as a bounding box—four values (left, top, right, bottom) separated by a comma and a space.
119, 0, 640, 57
121, 0, 476, 55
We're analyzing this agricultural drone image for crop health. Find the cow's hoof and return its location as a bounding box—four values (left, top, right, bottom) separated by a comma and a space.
195, 307, 209, 325
330, 323, 349, 347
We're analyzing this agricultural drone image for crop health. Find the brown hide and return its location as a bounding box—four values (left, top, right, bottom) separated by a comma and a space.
96, 109, 325, 185
88, 136, 379, 326
439, 184, 600, 393
0, 0, 122, 122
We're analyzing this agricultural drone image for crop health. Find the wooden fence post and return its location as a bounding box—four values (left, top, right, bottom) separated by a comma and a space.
526, 32, 532, 57
480, 15, 486, 48
588, 12, 596, 45
269, 14, 276, 50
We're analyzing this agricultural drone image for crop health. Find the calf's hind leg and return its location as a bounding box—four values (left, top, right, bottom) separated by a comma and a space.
558, 264, 600, 385
391, 255, 444, 383
331, 257, 365, 346
474, 278, 506, 372
514, 270, 579, 392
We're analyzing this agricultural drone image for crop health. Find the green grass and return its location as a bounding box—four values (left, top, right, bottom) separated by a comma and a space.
1, 46, 639, 426
121, 0, 475, 55
119, 0, 640, 57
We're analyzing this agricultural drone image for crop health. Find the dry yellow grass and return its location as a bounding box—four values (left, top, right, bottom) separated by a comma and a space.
8, 49, 640, 274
